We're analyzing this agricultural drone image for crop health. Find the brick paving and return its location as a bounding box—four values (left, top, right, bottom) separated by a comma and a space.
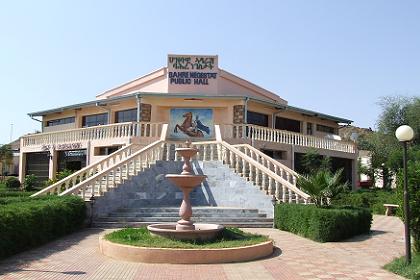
0, 215, 405, 280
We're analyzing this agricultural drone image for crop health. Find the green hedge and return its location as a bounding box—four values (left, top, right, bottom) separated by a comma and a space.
332, 189, 397, 214
274, 204, 372, 242
0, 191, 35, 198
0, 195, 86, 259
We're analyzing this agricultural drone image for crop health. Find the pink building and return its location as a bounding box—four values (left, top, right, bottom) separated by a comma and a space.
22, 55, 357, 219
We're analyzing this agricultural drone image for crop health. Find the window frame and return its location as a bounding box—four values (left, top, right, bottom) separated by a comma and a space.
46, 116, 76, 127
115, 108, 137, 123
82, 113, 108, 127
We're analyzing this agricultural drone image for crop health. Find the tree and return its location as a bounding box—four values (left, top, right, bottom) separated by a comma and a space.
358, 96, 420, 187
300, 148, 331, 175
297, 169, 348, 207
0, 144, 13, 181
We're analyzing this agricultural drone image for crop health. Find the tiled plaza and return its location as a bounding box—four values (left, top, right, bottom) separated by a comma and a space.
0, 216, 405, 280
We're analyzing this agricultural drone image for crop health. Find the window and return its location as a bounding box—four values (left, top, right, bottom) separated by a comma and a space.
247, 111, 269, 127
275, 117, 301, 132
307, 122, 313, 135
46, 117, 75, 127
261, 149, 286, 160
82, 113, 108, 127
115, 108, 137, 123
95, 146, 121, 156
316, 124, 337, 134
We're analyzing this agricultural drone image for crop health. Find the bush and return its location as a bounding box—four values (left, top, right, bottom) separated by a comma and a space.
274, 204, 372, 242
0, 191, 35, 197
44, 169, 74, 187
0, 195, 86, 259
332, 189, 397, 215
397, 160, 420, 252
5, 177, 20, 189
22, 174, 37, 191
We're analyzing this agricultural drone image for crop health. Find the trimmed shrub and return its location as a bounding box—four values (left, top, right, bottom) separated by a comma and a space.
274, 204, 372, 242
332, 189, 397, 215
5, 177, 20, 189
0, 195, 86, 259
0, 191, 35, 198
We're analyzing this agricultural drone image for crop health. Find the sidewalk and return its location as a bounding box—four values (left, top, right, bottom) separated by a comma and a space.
0, 215, 405, 280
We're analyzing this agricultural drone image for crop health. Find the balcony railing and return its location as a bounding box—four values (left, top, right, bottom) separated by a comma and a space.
21, 122, 164, 147
21, 122, 356, 154
219, 124, 356, 154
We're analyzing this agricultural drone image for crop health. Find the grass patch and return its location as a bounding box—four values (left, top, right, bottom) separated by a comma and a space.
105, 227, 270, 249
384, 254, 420, 279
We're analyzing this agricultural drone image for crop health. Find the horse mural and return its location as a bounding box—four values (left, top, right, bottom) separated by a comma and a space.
173, 111, 210, 138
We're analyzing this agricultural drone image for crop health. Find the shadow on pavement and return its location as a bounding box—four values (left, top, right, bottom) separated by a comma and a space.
342, 230, 388, 243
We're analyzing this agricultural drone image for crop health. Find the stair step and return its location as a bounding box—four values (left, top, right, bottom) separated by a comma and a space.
92, 221, 273, 228
96, 217, 273, 222
115, 207, 260, 213
107, 212, 267, 218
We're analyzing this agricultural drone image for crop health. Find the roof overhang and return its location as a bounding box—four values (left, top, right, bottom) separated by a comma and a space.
28, 92, 350, 124
286, 105, 353, 124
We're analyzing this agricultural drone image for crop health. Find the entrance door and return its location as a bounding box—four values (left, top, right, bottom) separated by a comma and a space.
58, 149, 87, 172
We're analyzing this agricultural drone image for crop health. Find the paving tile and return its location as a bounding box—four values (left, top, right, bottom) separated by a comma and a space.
0, 216, 407, 280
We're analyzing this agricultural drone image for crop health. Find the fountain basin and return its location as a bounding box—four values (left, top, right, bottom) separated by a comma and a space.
99, 234, 274, 264
147, 223, 224, 241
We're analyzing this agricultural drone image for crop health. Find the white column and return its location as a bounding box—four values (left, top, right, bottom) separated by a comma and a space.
48, 149, 58, 180
18, 152, 26, 183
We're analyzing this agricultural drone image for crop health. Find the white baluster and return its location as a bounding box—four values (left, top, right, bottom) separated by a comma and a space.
262, 173, 267, 192
249, 164, 254, 182
274, 180, 281, 201
268, 177, 273, 195
282, 185, 286, 202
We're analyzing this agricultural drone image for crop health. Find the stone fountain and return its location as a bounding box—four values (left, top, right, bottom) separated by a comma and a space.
147, 141, 224, 241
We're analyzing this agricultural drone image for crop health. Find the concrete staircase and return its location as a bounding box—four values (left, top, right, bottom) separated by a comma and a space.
93, 207, 273, 228
92, 160, 274, 228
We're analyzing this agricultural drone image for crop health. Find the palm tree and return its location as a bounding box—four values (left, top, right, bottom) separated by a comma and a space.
0, 144, 13, 181
297, 169, 348, 207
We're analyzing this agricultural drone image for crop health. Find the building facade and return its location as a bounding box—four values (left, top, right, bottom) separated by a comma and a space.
20, 54, 357, 188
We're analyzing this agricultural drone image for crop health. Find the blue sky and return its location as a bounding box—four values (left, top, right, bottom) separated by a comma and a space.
1, 0, 419, 144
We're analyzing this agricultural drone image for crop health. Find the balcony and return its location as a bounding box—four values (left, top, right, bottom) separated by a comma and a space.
21, 122, 356, 154
21, 122, 164, 148
219, 124, 356, 154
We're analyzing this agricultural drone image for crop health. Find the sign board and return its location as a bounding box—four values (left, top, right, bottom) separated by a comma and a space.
168, 108, 214, 140
167, 54, 218, 93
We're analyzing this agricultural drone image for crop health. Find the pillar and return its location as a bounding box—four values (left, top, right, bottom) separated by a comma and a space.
352, 158, 358, 190
18, 152, 26, 183
48, 150, 58, 180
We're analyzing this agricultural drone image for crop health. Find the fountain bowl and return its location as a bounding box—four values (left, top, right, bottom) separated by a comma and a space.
165, 174, 207, 188
174, 147, 199, 158
147, 223, 224, 241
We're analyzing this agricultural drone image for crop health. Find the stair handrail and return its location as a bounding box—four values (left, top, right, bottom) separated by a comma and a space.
31, 143, 136, 197
232, 143, 300, 182
59, 139, 164, 198
219, 140, 310, 201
